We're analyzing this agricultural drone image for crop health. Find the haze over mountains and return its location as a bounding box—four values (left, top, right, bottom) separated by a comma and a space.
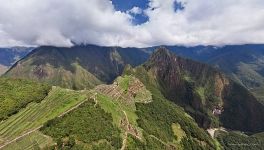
0, 47, 33, 75
4, 45, 150, 89
165, 44, 264, 104
3, 44, 264, 103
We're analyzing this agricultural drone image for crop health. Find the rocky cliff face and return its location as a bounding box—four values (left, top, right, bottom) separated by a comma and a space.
166, 44, 264, 104
140, 48, 264, 132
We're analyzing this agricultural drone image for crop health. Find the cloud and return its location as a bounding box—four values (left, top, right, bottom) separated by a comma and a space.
0, 0, 135, 47
0, 0, 264, 47
127, 7, 143, 15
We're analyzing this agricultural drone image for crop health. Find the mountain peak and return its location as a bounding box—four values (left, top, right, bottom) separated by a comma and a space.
152, 47, 172, 57
148, 47, 176, 66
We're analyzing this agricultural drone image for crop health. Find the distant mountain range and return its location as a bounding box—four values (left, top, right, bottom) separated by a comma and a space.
0, 47, 33, 75
3, 44, 264, 104
0, 44, 264, 103
1, 45, 264, 149
165, 44, 264, 104
4, 45, 264, 131
4, 45, 150, 90
130, 48, 264, 132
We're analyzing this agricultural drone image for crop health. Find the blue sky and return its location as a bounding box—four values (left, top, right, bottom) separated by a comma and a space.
111, 0, 149, 11
111, 0, 149, 25
111, 0, 185, 25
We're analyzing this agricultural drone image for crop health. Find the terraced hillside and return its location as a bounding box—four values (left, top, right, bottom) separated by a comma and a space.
2, 131, 53, 150
0, 78, 50, 120
2, 48, 264, 149
0, 87, 88, 149
39, 75, 219, 149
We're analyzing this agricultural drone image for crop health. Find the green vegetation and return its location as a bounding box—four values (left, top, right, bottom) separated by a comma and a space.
41, 100, 122, 150
194, 87, 206, 104
126, 134, 145, 150
96, 94, 124, 126
2, 131, 54, 150
5, 45, 150, 89
116, 75, 130, 92
137, 48, 264, 133
0, 87, 87, 145
117, 75, 152, 103
35, 72, 219, 149
135, 89, 215, 149
220, 82, 264, 132
216, 131, 264, 150
96, 90, 143, 145
124, 66, 218, 149
172, 123, 186, 142
0, 78, 50, 120
6, 61, 102, 90
96, 75, 152, 126
252, 86, 264, 105
168, 45, 264, 104
96, 93, 139, 128
2, 46, 264, 150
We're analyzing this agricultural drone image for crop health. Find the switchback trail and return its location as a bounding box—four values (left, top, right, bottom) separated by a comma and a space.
121, 111, 128, 150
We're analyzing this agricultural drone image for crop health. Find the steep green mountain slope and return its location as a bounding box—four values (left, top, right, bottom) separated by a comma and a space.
0, 47, 33, 75
215, 131, 264, 150
2, 45, 264, 149
40, 75, 218, 149
207, 48, 264, 104
3, 44, 264, 102
0, 75, 218, 149
166, 44, 264, 104
127, 48, 264, 133
0, 86, 88, 149
4, 45, 150, 90
0, 78, 50, 120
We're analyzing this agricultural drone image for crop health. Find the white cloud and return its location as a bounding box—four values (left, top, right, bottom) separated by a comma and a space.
127, 7, 143, 15
0, 0, 264, 47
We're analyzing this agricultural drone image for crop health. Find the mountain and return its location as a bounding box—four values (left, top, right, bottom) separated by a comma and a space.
4, 45, 150, 90
165, 44, 264, 104
6, 44, 264, 102
0, 47, 33, 75
5, 45, 264, 131
40, 74, 220, 149
1, 47, 264, 149
0, 75, 219, 150
126, 48, 264, 133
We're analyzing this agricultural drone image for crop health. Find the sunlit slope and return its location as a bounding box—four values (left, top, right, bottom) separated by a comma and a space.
2, 131, 54, 150
131, 48, 264, 133
5, 45, 150, 90
0, 78, 50, 120
0, 87, 88, 148
40, 75, 218, 149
